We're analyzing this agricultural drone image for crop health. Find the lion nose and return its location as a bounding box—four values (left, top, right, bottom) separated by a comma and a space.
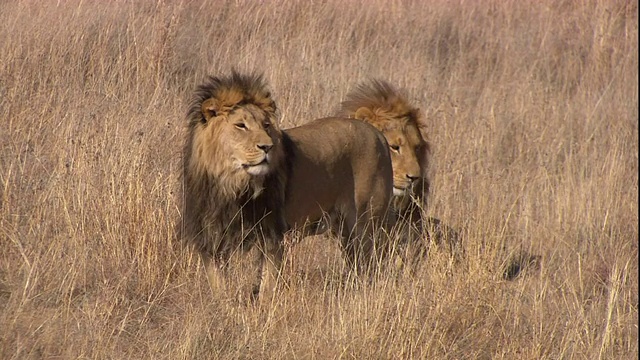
406, 174, 420, 183
257, 144, 273, 153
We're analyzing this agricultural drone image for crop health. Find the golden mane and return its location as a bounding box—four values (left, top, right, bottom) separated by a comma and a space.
338, 79, 428, 134
187, 72, 276, 128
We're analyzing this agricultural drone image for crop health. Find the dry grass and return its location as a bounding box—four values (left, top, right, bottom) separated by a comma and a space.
0, 0, 637, 359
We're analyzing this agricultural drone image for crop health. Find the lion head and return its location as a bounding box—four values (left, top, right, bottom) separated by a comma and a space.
181, 71, 287, 300
338, 80, 431, 213
185, 71, 283, 198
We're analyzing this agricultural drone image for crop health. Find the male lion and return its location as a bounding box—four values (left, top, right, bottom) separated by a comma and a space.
181, 72, 396, 299
338, 80, 462, 261
282, 118, 395, 273
180, 71, 287, 300
338, 79, 430, 217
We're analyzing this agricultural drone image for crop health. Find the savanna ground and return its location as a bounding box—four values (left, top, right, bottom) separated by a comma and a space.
0, 1, 637, 359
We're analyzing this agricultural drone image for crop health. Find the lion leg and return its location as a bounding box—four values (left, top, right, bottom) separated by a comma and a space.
201, 252, 228, 295
338, 216, 358, 273
340, 211, 376, 277
356, 220, 382, 277
347, 208, 393, 279
340, 234, 358, 273
253, 237, 284, 303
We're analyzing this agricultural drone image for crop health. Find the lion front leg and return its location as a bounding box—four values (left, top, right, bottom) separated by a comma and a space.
253, 236, 284, 303
201, 252, 228, 295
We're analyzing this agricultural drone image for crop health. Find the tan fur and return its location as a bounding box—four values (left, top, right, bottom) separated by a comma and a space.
338, 80, 431, 218
282, 118, 395, 272
180, 71, 286, 301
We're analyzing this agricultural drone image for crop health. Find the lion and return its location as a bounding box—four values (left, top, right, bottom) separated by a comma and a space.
180, 71, 287, 301
337, 80, 463, 263
338, 79, 431, 217
282, 117, 395, 273
181, 72, 397, 299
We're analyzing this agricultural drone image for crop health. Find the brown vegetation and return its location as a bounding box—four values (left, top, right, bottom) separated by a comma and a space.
0, 1, 637, 359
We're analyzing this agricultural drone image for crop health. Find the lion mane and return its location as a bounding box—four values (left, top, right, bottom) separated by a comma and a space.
181, 71, 287, 299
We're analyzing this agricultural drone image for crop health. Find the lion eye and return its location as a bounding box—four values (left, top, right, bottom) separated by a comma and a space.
262, 122, 271, 129
234, 123, 247, 130
390, 144, 400, 152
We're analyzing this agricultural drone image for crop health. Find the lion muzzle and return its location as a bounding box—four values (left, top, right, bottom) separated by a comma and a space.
393, 187, 407, 196
393, 174, 419, 196
243, 147, 275, 176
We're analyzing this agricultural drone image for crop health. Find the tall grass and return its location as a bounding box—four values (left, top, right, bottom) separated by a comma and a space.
0, 0, 637, 358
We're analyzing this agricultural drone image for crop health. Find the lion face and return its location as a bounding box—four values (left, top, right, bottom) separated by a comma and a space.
353, 107, 426, 197
213, 103, 279, 176
383, 122, 424, 196
193, 99, 281, 181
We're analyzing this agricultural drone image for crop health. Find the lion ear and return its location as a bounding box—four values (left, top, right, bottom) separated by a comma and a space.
354, 107, 376, 122
411, 108, 425, 123
201, 98, 220, 123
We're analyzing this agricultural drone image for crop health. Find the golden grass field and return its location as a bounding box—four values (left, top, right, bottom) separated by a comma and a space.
0, 1, 637, 359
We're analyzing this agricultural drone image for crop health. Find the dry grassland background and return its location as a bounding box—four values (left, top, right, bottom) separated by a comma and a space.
0, 0, 637, 359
